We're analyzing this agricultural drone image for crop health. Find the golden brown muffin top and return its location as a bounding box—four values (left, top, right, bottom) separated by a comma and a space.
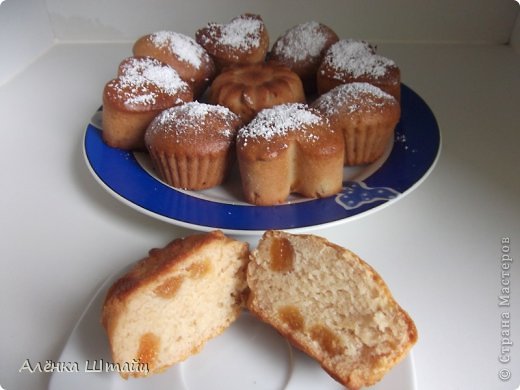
312, 82, 400, 118
103, 56, 192, 112
319, 39, 398, 82
132, 31, 217, 98
208, 63, 305, 123
210, 63, 303, 90
237, 103, 343, 160
134, 31, 213, 71
145, 101, 241, 155
268, 21, 339, 77
196, 14, 269, 66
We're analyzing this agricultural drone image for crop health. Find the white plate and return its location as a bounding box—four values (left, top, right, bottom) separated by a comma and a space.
84, 84, 440, 235
49, 265, 417, 390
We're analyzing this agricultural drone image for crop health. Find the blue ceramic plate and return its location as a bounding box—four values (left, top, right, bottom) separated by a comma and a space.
84, 84, 440, 235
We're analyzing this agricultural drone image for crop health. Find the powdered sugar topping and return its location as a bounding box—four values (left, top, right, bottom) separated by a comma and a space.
323, 39, 395, 78
149, 31, 206, 69
328, 39, 375, 59
151, 102, 237, 139
238, 103, 323, 144
110, 57, 189, 107
204, 15, 263, 50
313, 82, 396, 115
272, 21, 330, 62
120, 57, 188, 94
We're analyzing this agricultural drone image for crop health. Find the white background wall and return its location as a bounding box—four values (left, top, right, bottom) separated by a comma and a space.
43, 0, 518, 43
0, 0, 54, 85
0, 0, 519, 84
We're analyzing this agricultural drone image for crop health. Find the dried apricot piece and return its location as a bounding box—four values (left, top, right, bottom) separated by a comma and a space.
278, 305, 305, 331
310, 324, 343, 356
270, 237, 295, 272
187, 259, 212, 279
137, 332, 160, 367
154, 276, 184, 298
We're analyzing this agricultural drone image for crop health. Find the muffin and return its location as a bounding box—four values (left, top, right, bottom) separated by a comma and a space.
247, 230, 418, 389
312, 82, 400, 166
267, 21, 339, 94
102, 56, 193, 150
196, 13, 269, 71
102, 230, 249, 378
317, 39, 400, 101
208, 63, 305, 123
133, 31, 216, 98
144, 102, 242, 190
236, 103, 344, 205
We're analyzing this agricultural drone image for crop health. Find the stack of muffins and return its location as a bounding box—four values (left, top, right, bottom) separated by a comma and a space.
101, 13, 401, 205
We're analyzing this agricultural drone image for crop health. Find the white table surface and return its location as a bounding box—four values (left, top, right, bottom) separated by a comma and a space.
1, 40, 519, 390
